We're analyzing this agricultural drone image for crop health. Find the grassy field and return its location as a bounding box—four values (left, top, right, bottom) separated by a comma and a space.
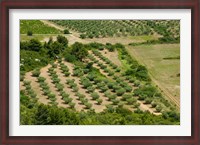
126, 44, 180, 103
20, 20, 61, 34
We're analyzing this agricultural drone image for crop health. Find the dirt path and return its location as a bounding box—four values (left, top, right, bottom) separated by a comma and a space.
126, 46, 180, 109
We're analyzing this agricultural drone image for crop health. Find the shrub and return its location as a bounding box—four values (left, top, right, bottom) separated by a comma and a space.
85, 102, 92, 109
107, 94, 117, 101
145, 98, 152, 104
72, 86, 79, 92
48, 93, 56, 99
56, 83, 64, 91
38, 76, 46, 82
43, 89, 50, 95
116, 88, 126, 96
156, 105, 162, 112
112, 85, 121, 92
32, 69, 40, 77
121, 94, 132, 101
52, 63, 57, 68
61, 92, 69, 99
52, 78, 60, 84
124, 86, 132, 92
93, 78, 102, 84
69, 102, 75, 108
87, 86, 95, 93
25, 85, 31, 90
100, 86, 108, 93
80, 34, 86, 39
112, 99, 120, 105
151, 102, 157, 108
91, 92, 100, 100
20, 75, 25, 81
133, 102, 140, 108
126, 98, 137, 105
30, 92, 37, 98
115, 68, 121, 72
108, 71, 114, 76
49, 97, 56, 102
63, 97, 72, 104
64, 72, 70, 76
64, 29, 70, 34
27, 30, 33, 36
118, 102, 124, 108
96, 98, 103, 105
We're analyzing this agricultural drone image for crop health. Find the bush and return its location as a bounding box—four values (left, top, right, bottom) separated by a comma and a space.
100, 86, 108, 93
107, 94, 117, 101
63, 97, 73, 104
126, 98, 136, 105
112, 99, 120, 105
80, 34, 86, 39
85, 103, 92, 109
116, 88, 126, 96
96, 98, 103, 105
145, 98, 152, 104
32, 69, 40, 77
133, 102, 140, 108
48, 93, 56, 99
43, 89, 50, 95
38, 77, 46, 82
64, 72, 70, 76
156, 105, 162, 112
72, 86, 79, 92
124, 86, 132, 92
61, 92, 70, 99
56, 83, 64, 91
64, 29, 70, 34
52, 78, 60, 84
57, 35, 68, 47
121, 94, 132, 101
27, 30, 33, 36
151, 102, 157, 108
91, 92, 100, 100
20, 75, 25, 81
87, 86, 95, 93
69, 102, 75, 108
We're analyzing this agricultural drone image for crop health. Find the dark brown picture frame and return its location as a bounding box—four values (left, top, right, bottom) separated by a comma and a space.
0, 0, 199, 144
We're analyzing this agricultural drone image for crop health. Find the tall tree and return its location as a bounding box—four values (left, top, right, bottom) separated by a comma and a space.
71, 42, 88, 61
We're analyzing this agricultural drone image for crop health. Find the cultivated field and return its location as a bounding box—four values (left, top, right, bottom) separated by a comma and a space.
20, 20, 180, 125
126, 44, 180, 105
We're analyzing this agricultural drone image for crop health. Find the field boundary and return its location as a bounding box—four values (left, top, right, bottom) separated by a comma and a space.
126, 46, 180, 109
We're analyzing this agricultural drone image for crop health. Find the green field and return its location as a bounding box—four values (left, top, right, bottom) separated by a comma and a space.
20, 20, 61, 34
126, 44, 180, 103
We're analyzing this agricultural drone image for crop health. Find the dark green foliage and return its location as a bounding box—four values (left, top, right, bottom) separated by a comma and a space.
48, 41, 64, 58
57, 35, 68, 47
64, 29, 70, 34
32, 69, 40, 77
21, 93, 180, 125
134, 85, 160, 98
80, 34, 86, 39
71, 42, 88, 61
27, 30, 33, 36
116, 88, 126, 96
